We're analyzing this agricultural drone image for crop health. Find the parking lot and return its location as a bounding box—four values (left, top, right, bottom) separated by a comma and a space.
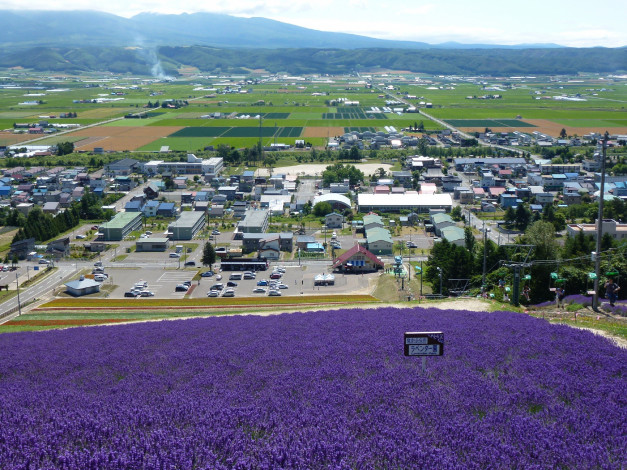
99, 262, 375, 299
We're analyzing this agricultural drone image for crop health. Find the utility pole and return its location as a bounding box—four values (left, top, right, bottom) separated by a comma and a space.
482, 221, 490, 292
419, 260, 423, 300
593, 132, 609, 311
15, 271, 22, 316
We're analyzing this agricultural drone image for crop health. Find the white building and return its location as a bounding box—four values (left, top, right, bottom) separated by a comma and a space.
357, 193, 452, 213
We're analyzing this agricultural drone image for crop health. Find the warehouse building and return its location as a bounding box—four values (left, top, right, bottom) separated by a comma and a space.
99, 212, 143, 241
168, 211, 206, 240
136, 238, 170, 252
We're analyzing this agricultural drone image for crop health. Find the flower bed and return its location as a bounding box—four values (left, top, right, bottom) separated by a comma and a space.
0, 307, 624, 468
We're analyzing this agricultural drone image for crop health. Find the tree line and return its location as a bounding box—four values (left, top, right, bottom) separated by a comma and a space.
3, 190, 117, 244
426, 219, 625, 303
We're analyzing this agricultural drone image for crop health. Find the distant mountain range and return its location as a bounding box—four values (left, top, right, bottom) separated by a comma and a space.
0, 10, 566, 50
0, 10, 624, 76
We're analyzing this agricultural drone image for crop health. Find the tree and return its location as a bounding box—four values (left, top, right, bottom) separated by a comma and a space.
313, 201, 333, 217
464, 226, 476, 252
504, 207, 516, 226
56, 141, 74, 156
450, 206, 463, 222
559, 128, 567, 139
515, 203, 530, 231
349, 145, 361, 161
202, 241, 216, 268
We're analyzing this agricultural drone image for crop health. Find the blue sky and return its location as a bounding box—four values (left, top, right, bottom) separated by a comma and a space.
3, 0, 626, 47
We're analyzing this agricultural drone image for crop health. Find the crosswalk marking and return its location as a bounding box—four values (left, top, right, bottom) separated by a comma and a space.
158, 271, 195, 282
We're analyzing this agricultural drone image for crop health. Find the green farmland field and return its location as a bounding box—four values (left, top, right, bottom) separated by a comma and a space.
169, 127, 231, 137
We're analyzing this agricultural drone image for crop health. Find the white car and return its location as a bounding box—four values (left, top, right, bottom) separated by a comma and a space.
252, 287, 267, 294
268, 290, 281, 296
139, 291, 155, 297
169, 252, 181, 258
207, 291, 219, 297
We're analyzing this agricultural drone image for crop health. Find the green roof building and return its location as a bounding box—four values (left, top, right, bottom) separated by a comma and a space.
168, 211, 206, 240
99, 212, 143, 241
366, 227, 393, 255
440, 226, 465, 246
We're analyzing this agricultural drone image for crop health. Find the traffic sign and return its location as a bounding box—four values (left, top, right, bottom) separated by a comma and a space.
404, 331, 444, 356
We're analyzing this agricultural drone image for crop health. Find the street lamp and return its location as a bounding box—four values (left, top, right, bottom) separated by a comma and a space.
436, 267, 442, 296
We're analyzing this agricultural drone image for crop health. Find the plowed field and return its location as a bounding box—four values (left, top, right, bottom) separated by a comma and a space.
303, 127, 344, 137
69, 126, 182, 151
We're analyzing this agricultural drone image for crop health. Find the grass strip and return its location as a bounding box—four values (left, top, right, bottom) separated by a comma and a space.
39, 294, 378, 308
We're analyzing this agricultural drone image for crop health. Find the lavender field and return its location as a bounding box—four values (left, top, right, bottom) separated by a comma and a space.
0, 308, 625, 469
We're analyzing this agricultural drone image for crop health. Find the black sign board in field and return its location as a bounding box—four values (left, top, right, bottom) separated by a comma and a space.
404, 331, 444, 357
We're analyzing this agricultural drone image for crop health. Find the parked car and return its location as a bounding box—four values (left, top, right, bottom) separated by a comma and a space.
184, 261, 196, 267
210, 283, 224, 291
93, 274, 107, 282
215, 275, 222, 281
145, 231, 152, 235
124, 291, 139, 297
182, 281, 192, 287
222, 288, 235, 297
270, 272, 282, 279
406, 241, 417, 248
91, 225, 99, 230
169, 252, 181, 258
268, 290, 281, 296
226, 281, 238, 287
207, 290, 219, 297
229, 273, 243, 280
252, 287, 267, 294
38, 259, 50, 265
200, 271, 214, 278
94, 261, 103, 267
257, 279, 269, 286
139, 291, 155, 297
243, 272, 256, 280
76, 234, 86, 239
212, 230, 221, 235
278, 283, 289, 289
175, 284, 189, 292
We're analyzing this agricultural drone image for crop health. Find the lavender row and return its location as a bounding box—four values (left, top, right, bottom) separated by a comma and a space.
0, 307, 625, 469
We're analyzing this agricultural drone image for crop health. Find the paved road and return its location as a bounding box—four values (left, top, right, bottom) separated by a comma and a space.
0, 263, 76, 316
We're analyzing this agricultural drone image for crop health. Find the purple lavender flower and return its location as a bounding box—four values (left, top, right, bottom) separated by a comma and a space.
0, 308, 624, 469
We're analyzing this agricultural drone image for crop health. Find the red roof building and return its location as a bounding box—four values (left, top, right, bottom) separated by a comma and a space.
332, 244, 384, 273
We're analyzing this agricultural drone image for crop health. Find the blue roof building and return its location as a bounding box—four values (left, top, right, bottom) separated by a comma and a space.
157, 202, 177, 217
125, 200, 144, 212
